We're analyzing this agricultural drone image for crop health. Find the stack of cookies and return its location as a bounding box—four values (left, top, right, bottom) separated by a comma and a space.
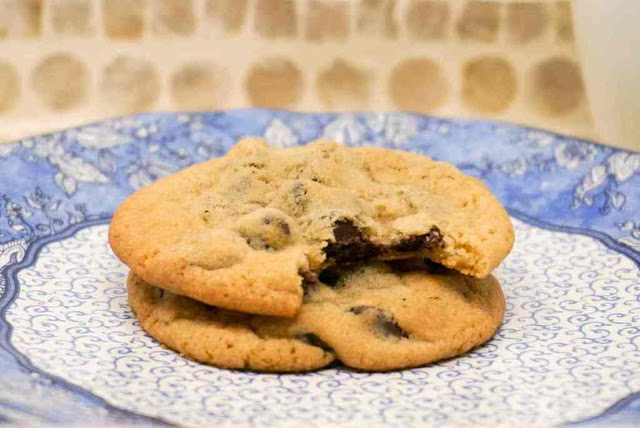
109, 139, 514, 372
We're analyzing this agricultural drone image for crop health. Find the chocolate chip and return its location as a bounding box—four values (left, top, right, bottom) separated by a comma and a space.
392, 236, 425, 252
281, 223, 291, 235
246, 237, 270, 250
202, 209, 211, 224
297, 333, 333, 352
423, 259, 451, 275
375, 312, 407, 338
299, 269, 320, 298
392, 226, 444, 252
386, 259, 426, 272
261, 215, 291, 236
324, 221, 445, 266
333, 219, 360, 243
429, 227, 445, 248
299, 268, 317, 284
324, 219, 380, 265
292, 182, 307, 206
318, 269, 341, 287
349, 305, 375, 315
349, 306, 408, 339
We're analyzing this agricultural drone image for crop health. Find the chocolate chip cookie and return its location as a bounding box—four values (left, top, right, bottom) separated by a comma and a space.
111, 139, 514, 317
128, 261, 505, 372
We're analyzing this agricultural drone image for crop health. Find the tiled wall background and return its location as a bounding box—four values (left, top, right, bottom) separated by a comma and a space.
0, 0, 594, 143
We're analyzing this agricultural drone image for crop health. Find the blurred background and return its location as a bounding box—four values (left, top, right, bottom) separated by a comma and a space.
0, 0, 633, 150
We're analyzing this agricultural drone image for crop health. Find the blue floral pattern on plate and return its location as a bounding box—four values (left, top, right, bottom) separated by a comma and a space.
0, 110, 638, 426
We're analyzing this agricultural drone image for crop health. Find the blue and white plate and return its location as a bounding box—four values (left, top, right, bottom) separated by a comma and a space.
0, 110, 638, 427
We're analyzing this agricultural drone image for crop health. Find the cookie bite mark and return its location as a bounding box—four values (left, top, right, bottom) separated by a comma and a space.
324, 218, 445, 266
324, 219, 380, 264
391, 226, 444, 253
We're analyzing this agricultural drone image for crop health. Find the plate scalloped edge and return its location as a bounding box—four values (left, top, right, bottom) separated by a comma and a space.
0, 110, 638, 426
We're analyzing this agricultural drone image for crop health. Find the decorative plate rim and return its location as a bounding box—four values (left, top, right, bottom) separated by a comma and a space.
0, 110, 638, 426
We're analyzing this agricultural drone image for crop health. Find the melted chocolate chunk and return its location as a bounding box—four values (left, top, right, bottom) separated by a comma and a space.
423, 259, 452, 275
333, 219, 359, 242
374, 312, 407, 338
324, 219, 379, 265
324, 220, 445, 266
392, 226, 444, 252
297, 333, 333, 352
388, 258, 451, 276
318, 269, 341, 287
386, 259, 427, 272
349, 306, 408, 339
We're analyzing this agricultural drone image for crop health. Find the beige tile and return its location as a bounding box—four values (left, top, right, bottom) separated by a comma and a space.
506, 3, 548, 44
170, 62, 229, 110
463, 56, 517, 113
529, 57, 584, 116
406, 0, 449, 41
205, 0, 247, 35
554, 1, 574, 43
0, 0, 41, 39
317, 59, 370, 109
306, 0, 349, 42
245, 57, 303, 108
101, 56, 160, 113
457, 1, 501, 42
357, 0, 397, 39
31, 53, 88, 110
103, 0, 146, 40
152, 0, 196, 36
389, 58, 449, 113
254, 0, 297, 39
51, 0, 92, 36
0, 61, 19, 112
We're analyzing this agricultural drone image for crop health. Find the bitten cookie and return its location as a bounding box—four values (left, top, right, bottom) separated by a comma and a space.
128, 260, 505, 372
112, 139, 514, 316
